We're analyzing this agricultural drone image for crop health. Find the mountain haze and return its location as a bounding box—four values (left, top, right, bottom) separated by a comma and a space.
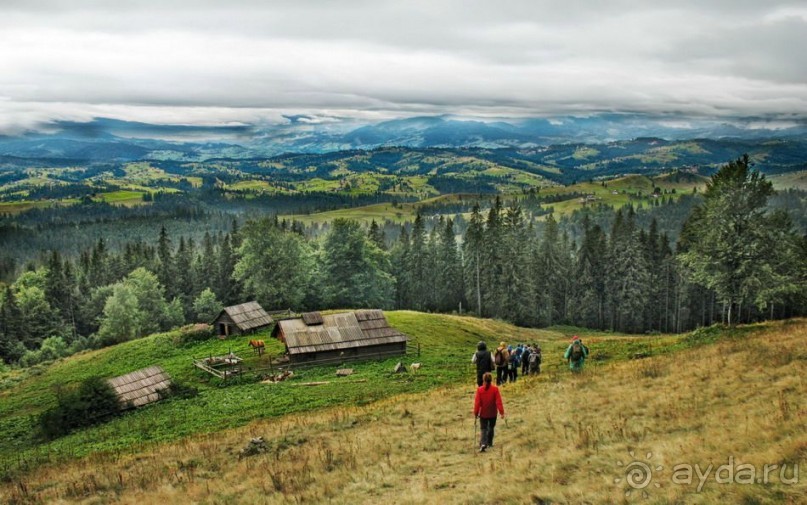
3, 114, 807, 162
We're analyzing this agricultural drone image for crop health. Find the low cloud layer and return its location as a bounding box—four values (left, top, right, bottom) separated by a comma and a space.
1, 0, 806, 134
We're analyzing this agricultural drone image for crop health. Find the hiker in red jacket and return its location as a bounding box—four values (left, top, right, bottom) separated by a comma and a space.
473, 372, 505, 452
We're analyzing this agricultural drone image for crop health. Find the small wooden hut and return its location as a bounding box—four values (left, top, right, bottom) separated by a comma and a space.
107, 366, 172, 409
272, 309, 408, 364
213, 301, 274, 337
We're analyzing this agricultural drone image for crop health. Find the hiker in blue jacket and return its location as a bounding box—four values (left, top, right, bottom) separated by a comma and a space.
564, 335, 589, 372
521, 344, 531, 375
508, 345, 520, 383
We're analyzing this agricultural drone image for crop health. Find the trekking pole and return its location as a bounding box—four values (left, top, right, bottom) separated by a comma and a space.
473, 416, 478, 451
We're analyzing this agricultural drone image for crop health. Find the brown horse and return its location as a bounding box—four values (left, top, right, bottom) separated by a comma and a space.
248, 339, 265, 356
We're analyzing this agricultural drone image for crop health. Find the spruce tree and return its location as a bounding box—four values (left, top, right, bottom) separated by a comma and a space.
607, 210, 650, 332
538, 214, 565, 326
482, 197, 504, 318
390, 225, 412, 309
436, 217, 464, 313
500, 202, 534, 325
463, 204, 485, 315
409, 214, 428, 311
575, 223, 607, 329
217, 234, 240, 306
174, 237, 196, 317
156, 225, 174, 297
368, 219, 386, 250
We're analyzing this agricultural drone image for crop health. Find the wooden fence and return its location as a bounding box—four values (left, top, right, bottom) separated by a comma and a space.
274, 342, 420, 371
193, 342, 421, 383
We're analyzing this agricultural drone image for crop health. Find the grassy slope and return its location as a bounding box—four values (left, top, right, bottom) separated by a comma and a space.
0, 313, 563, 476
770, 170, 807, 191
1, 318, 803, 504
0, 312, 697, 482
286, 194, 470, 225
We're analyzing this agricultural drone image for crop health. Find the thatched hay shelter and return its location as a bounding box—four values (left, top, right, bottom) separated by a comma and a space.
272, 310, 408, 364
107, 366, 172, 409
213, 301, 274, 337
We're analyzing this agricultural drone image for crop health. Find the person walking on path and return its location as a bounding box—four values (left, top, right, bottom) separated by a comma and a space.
473, 372, 505, 452
507, 345, 520, 383
564, 335, 590, 372
521, 344, 531, 376
493, 342, 510, 385
528, 344, 542, 375
471, 341, 494, 387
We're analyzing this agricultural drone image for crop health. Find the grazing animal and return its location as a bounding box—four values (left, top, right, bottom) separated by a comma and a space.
249, 339, 265, 356
410, 362, 421, 373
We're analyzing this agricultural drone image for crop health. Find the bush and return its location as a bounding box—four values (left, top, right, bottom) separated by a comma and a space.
174, 323, 214, 345
683, 324, 724, 346
19, 336, 70, 367
159, 381, 199, 400
39, 376, 121, 439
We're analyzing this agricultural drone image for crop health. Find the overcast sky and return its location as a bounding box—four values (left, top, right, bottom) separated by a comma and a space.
1, 0, 806, 133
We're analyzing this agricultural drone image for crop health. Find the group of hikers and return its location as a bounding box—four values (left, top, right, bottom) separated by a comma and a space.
472, 335, 590, 452
471, 341, 543, 386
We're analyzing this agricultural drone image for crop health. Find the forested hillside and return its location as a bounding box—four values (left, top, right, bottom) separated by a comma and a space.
0, 156, 804, 367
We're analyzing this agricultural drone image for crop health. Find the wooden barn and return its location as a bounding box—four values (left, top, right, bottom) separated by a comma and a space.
272, 309, 408, 364
107, 365, 172, 409
213, 301, 274, 337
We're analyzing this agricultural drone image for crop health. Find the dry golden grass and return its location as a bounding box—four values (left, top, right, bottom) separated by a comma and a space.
3, 320, 805, 505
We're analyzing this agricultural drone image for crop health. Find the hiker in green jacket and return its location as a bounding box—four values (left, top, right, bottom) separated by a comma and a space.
564, 335, 589, 372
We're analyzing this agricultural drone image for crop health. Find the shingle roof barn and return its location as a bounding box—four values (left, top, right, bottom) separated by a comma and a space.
273, 310, 408, 363
107, 366, 172, 409
214, 301, 274, 336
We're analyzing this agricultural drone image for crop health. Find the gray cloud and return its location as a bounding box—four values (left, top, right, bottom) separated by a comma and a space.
0, 0, 805, 133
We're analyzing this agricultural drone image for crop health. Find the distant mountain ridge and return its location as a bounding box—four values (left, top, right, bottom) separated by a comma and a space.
1, 114, 806, 162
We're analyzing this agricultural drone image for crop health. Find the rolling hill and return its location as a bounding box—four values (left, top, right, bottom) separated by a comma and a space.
2, 137, 802, 214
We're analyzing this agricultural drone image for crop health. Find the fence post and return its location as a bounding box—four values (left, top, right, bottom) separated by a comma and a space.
418, 343, 421, 357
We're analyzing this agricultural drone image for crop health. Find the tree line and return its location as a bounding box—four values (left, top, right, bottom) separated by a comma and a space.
0, 156, 804, 365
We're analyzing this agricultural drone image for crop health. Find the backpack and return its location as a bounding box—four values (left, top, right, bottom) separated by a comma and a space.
494, 348, 505, 367
529, 351, 541, 365
508, 352, 518, 369
570, 341, 584, 361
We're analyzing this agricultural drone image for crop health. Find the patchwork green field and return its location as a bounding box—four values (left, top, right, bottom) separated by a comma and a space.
287, 172, 709, 224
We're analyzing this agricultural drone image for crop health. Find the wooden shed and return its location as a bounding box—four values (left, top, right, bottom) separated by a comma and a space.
213, 301, 274, 337
272, 310, 408, 364
107, 365, 172, 409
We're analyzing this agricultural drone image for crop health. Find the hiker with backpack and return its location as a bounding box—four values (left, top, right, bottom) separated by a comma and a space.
521, 344, 531, 376
493, 342, 509, 385
528, 344, 542, 375
564, 336, 590, 372
507, 345, 520, 383
471, 341, 494, 387
473, 372, 505, 452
